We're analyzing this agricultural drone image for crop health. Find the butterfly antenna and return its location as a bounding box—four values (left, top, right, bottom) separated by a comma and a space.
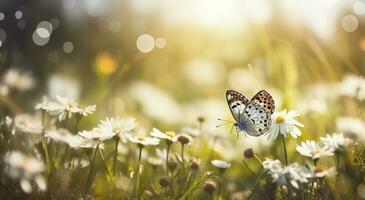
217, 118, 234, 123
216, 122, 229, 128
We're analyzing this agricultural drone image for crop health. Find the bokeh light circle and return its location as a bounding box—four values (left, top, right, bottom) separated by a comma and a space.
37, 21, 53, 34
32, 30, 50, 46
136, 34, 155, 53
155, 38, 166, 49
15, 10, 23, 19
0, 13, 4, 21
342, 15, 359, 32
62, 0, 75, 10
63, 41, 74, 53
50, 18, 60, 30
353, 1, 365, 15
36, 28, 51, 38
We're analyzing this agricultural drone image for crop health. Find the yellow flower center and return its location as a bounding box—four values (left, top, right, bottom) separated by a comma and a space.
275, 115, 285, 124
65, 104, 72, 111
113, 128, 121, 134
137, 136, 145, 141
166, 131, 175, 138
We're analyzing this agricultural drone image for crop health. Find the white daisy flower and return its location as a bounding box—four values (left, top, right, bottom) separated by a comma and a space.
126, 134, 160, 146
339, 74, 365, 101
336, 117, 365, 140
35, 96, 49, 111
3, 69, 35, 91
14, 114, 43, 134
285, 163, 311, 188
98, 117, 136, 142
4, 151, 46, 193
46, 96, 79, 121
263, 159, 286, 185
320, 133, 353, 151
296, 140, 334, 161
263, 159, 311, 189
308, 165, 336, 178
46, 128, 100, 149
267, 110, 304, 140
211, 159, 231, 169
150, 128, 177, 143
78, 128, 113, 141
76, 105, 96, 117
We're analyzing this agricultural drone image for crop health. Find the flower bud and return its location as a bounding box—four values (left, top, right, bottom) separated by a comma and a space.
190, 158, 200, 171
177, 134, 192, 145
243, 148, 254, 159
203, 181, 217, 195
159, 177, 170, 187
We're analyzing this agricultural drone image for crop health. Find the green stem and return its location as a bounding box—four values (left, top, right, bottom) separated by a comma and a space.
242, 159, 255, 177
181, 144, 185, 175
248, 171, 266, 199
281, 134, 288, 166
84, 141, 100, 196
98, 147, 113, 180
113, 137, 120, 176
166, 143, 171, 176
135, 146, 143, 200
41, 111, 51, 173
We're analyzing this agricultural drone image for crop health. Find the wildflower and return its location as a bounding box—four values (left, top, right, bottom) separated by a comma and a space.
203, 181, 217, 196
243, 148, 254, 159
190, 158, 200, 171
75, 105, 96, 117
35, 96, 49, 111
150, 128, 177, 143
79, 128, 114, 141
176, 133, 193, 145
4, 151, 46, 193
46, 128, 100, 149
296, 140, 334, 161
263, 159, 311, 189
263, 159, 286, 185
3, 69, 35, 91
308, 165, 336, 178
267, 110, 304, 140
126, 134, 160, 147
98, 117, 136, 142
320, 133, 353, 151
45, 96, 79, 121
44, 96, 96, 121
159, 177, 170, 187
336, 117, 365, 140
211, 159, 231, 170
14, 114, 43, 134
339, 74, 365, 101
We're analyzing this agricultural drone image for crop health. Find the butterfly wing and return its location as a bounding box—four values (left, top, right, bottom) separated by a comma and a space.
250, 90, 275, 114
226, 90, 249, 123
239, 101, 272, 136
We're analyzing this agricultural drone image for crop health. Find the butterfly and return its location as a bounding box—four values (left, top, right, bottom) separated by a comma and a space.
224, 90, 275, 137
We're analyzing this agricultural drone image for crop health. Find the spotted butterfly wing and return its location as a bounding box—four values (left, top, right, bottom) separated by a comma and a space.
250, 90, 275, 114
226, 90, 249, 123
238, 101, 272, 136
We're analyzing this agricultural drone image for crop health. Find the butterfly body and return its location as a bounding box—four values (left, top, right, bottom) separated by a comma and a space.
226, 90, 275, 137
